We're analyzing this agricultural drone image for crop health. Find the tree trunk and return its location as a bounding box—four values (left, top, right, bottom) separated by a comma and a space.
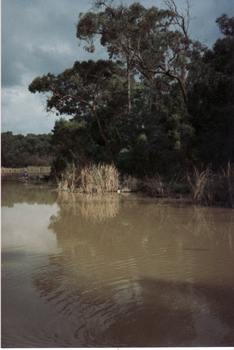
127, 56, 131, 113
92, 106, 112, 155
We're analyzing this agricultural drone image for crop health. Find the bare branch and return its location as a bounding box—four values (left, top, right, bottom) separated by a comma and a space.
91, 0, 114, 11
164, 0, 191, 38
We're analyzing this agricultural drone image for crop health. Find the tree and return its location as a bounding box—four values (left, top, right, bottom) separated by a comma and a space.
1, 132, 54, 168
29, 59, 127, 155
77, 2, 139, 112
187, 14, 234, 167
76, 0, 201, 106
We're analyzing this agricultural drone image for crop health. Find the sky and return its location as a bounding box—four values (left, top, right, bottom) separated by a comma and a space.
1, 0, 234, 136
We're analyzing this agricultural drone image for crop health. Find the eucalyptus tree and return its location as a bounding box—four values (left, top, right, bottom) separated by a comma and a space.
77, 2, 169, 111
76, 0, 201, 106
29, 59, 127, 156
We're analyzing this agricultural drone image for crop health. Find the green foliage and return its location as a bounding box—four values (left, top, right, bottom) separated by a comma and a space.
51, 154, 68, 179
187, 14, 234, 168
26, 3, 234, 180
29, 59, 129, 155
76, 1, 201, 104
1, 132, 54, 168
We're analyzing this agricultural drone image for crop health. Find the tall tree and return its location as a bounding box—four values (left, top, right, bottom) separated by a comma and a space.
76, 0, 201, 105
29, 60, 126, 155
187, 14, 234, 166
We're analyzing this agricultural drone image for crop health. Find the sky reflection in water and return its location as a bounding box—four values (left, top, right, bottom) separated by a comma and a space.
1, 178, 234, 347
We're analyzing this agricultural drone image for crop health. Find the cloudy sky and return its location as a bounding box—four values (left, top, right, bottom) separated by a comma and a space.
1, 0, 234, 136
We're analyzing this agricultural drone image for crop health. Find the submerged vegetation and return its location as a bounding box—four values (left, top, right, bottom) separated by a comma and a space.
2, 2, 234, 208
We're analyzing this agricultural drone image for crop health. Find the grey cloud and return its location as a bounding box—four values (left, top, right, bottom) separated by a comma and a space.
1, 0, 92, 88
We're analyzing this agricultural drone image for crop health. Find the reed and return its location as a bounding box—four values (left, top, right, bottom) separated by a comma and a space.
186, 166, 215, 205
57, 163, 119, 193
220, 162, 234, 208
56, 163, 79, 191
120, 175, 143, 192
187, 163, 234, 207
79, 163, 119, 193
144, 173, 164, 197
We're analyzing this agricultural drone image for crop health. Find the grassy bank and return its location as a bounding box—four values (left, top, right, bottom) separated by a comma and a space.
8, 161, 231, 208
141, 164, 234, 208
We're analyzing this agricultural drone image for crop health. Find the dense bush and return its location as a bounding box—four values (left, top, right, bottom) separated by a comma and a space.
1, 132, 55, 168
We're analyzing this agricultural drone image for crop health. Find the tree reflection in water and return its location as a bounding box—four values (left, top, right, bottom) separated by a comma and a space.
1, 179, 57, 207
31, 196, 234, 347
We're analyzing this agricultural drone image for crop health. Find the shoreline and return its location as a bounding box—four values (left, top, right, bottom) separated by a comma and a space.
1, 166, 51, 173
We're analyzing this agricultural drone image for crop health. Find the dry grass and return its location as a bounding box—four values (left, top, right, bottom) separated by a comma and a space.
79, 163, 119, 194
186, 166, 215, 205
220, 162, 234, 208
144, 173, 164, 197
120, 175, 143, 192
56, 164, 79, 191
57, 163, 119, 194
187, 163, 234, 207
143, 172, 188, 198
56, 161, 234, 208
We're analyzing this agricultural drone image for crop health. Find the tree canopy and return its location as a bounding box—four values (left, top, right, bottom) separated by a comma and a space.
25, 2, 234, 176
1, 132, 54, 168
76, 0, 203, 105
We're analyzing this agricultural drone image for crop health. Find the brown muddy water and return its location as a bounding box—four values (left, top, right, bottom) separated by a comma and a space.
1, 173, 234, 347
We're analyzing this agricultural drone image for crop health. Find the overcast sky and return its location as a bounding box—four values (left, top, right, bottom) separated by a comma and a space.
1, 0, 234, 136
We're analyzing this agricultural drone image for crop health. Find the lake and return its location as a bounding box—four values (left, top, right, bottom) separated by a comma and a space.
1, 173, 234, 347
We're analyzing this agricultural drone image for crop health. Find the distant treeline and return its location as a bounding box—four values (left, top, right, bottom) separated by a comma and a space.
1, 132, 55, 168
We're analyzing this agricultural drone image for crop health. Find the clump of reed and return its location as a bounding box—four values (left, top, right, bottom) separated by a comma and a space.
56, 163, 119, 194
187, 163, 234, 207
120, 175, 143, 192
79, 163, 119, 194
143, 172, 189, 198
143, 173, 165, 197
56, 163, 79, 191
186, 166, 215, 205
220, 162, 234, 208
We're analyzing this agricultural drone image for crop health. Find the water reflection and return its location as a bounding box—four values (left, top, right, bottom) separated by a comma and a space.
2, 178, 234, 347
32, 196, 234, 346
57, 191, 120, 221
1, 179, 57, 207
